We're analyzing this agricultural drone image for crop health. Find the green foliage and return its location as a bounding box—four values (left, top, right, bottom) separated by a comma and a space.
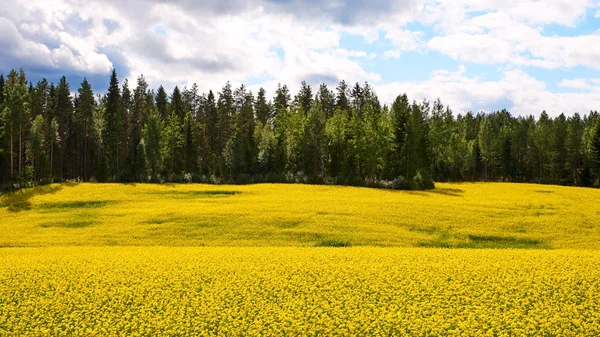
102, 69, 121, 178
3, 67, 600, 190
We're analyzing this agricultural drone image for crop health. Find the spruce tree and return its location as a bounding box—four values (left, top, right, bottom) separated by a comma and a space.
567, 113, 584, 185
103, 69, 121, 178
0, 73, 5, 184
317, 83, 335, 119
335, 80, 349, 112
295, 81, 313, 116
121, 79, 132, 171
155, 85, 169, 120
273, 84, 290, 120
590, 122, 600, 186
390, 94, 410, 178
143, 108, 163, 180
131, 75, 149, 172
204, 90, 218, 174
77, 79, 95, 180
217, 82, 234, 164
3, 70, 30, 183
255, 87, 270, 126
171, 86, 184, 121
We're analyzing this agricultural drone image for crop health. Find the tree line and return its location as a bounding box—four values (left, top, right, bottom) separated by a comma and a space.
2, 68, 600, 191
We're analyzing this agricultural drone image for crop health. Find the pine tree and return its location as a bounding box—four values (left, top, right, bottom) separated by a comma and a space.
590, 122, 600, 186
143, 108, 163, 180
317, 83, 335, 119
478, 116, 495, 181
183, 111, 199, 173
350, 82, 363, 115
134, 139, 148, 181
335, 80, 349, 112
163, 112, 184, 177
325, 107, 348, 179
273, 84, 290, 120
3, 70, 30, 184
103, 69, 121, 178
27, 114, 45, 184
204, 90, 218, 173
234, 87, 256, 175
295, 81, 313, 116
30, 79, 49, 120
121, 79, 132, 172
255, 88, 270, 126
155, 85, 169, 120
171, 86, 184, 121
0, 74, 4, 107
77, 79, 95, 180
217, 82, 234, 169
567, 113, 584, 185
390, 94, 410, 178
0, 73, 5, 184
303, 100, 326, 179
554, 113, 568, 184
130, 75, 149, 174
534, 111, 554, 183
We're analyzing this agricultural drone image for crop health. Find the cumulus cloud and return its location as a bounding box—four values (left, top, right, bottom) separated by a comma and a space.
376, 66, 600, 117
423, 1, 600, 69
558, 79, 591, 90
1, 0, 600, 116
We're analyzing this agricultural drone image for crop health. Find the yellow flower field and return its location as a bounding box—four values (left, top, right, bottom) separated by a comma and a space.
1, 247, 599, 336
2, 183, 600, 335
1, 182, 600, 248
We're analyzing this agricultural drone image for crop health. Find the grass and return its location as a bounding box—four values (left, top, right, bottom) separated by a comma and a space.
2, 182, 600, 248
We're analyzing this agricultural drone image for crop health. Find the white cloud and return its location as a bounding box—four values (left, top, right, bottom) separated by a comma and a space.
558, 78, 591, 90
383, 50, 402, 59
2, 0, 600, 117
420, 0, 600, 69
381, 28, 423, 59
376, 66, 600, 117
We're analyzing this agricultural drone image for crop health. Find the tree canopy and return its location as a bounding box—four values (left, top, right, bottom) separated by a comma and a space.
2, 68, 600, 190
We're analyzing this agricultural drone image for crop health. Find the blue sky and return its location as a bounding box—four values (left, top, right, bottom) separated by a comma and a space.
2, 0, 600, 116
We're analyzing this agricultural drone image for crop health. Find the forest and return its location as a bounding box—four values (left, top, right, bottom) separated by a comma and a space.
2, 68, 600, 190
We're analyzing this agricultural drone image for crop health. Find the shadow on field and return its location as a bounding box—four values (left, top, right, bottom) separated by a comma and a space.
0, 185, 65, 212
39, 200, 114, 211
149, 190, 240, 199
409, 188, 464, 197
417, 232, 548, 249
40, 220, 95, 228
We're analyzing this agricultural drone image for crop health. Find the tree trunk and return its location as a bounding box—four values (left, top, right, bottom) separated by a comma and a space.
19, 123, 22, 177
10, 124, 13, 181
50, 143, 53, 180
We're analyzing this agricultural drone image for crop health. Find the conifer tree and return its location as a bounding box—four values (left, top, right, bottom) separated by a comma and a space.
335, 80, 350, 112
273, 83, 290, 120
255, 88, 270, 126
155, 85, 169, 120
77, 78, 95, 180
103, 69, 121, 177
171, 86, 184, 121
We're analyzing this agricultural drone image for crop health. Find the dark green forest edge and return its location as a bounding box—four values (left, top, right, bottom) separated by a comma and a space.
1, 68, 600, 191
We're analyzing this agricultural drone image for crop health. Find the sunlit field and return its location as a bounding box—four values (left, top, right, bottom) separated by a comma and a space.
2, 183, 600, 336
1, 247, 599, 336
2, 182, 600, 248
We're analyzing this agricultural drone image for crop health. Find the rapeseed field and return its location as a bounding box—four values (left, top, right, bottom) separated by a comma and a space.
1, 182, 600, 248
2, 183, 600, 336
1, 247, 599, 336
